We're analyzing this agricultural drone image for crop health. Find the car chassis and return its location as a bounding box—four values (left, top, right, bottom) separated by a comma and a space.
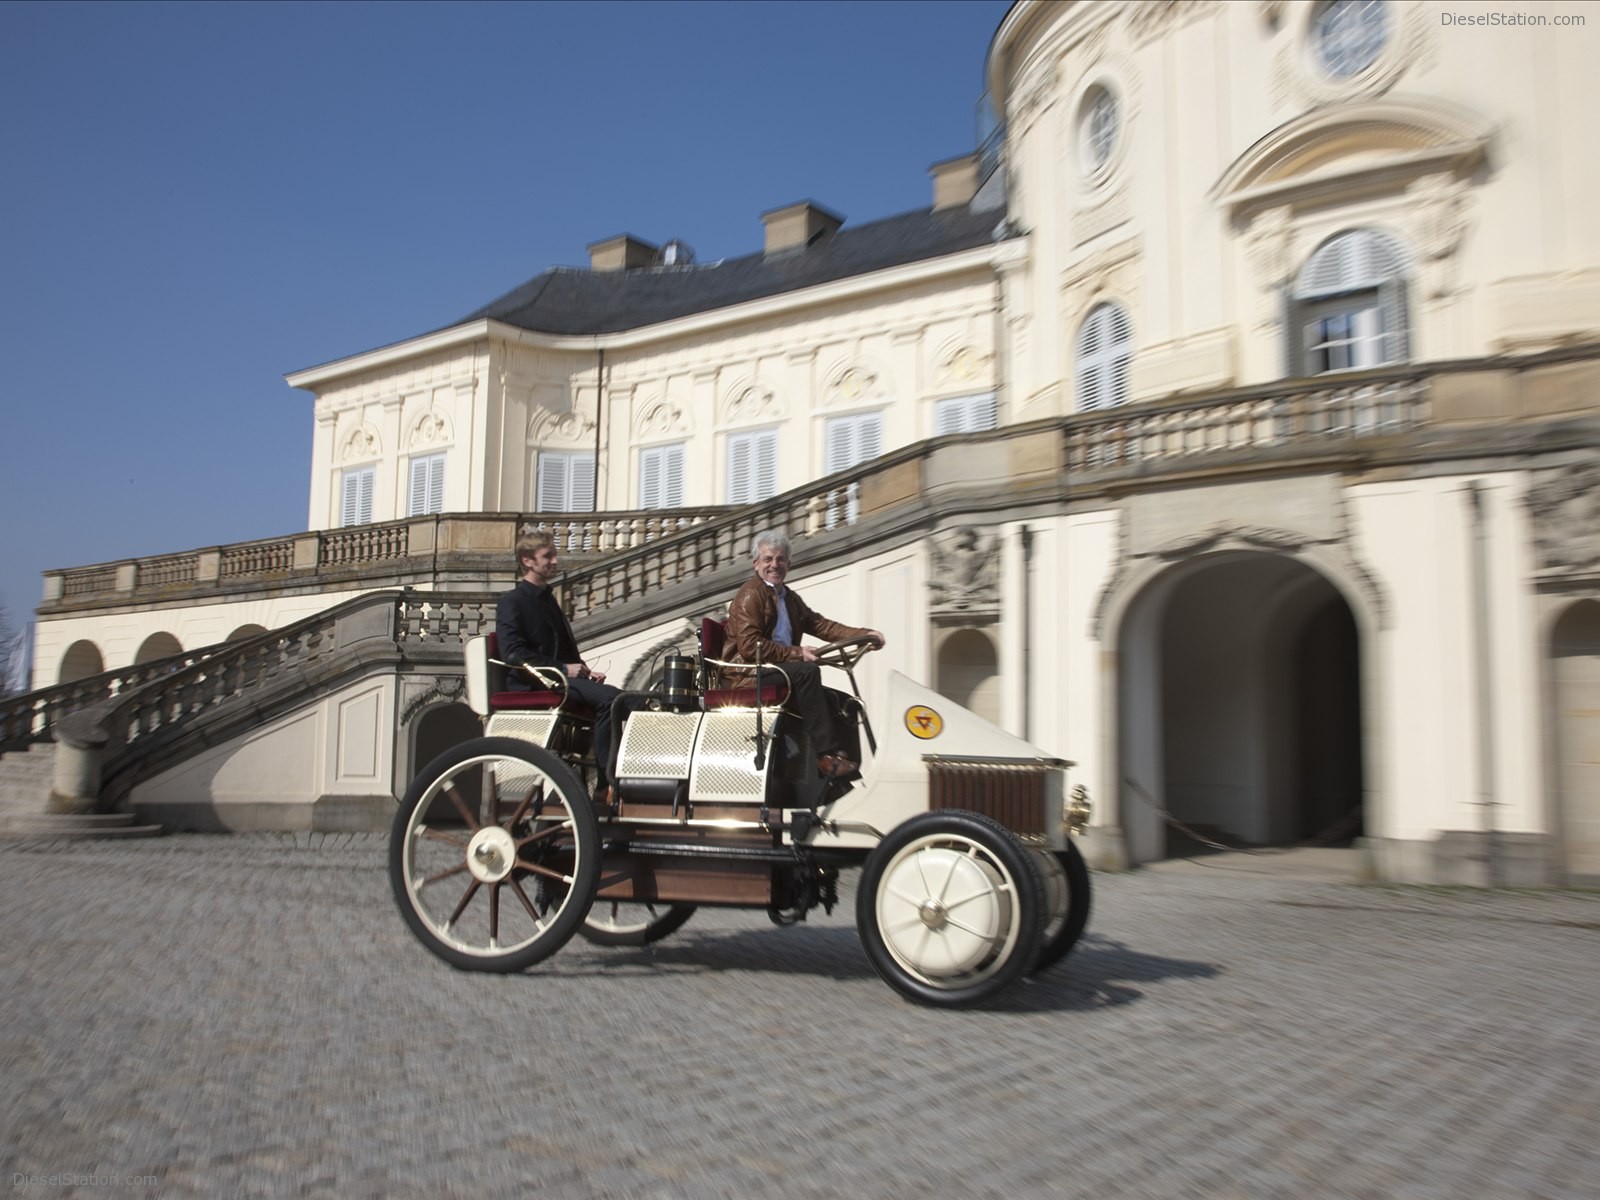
389, 634, 1091, 1007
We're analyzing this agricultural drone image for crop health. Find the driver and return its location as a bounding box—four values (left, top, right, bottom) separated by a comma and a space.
725, 530, 884, 778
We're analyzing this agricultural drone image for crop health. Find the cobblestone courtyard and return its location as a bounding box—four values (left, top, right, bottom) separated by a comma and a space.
1, 834, 1597, 1199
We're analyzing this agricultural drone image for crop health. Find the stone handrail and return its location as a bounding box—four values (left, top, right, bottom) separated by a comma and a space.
79, 590, 502, 809
0, 643, 233, 751
43, 506, 731, 612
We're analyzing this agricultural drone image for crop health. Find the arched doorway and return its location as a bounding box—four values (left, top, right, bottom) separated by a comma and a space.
411, 703, 482, 791
1120, 552, 1364, 861
935, 627, 1000, 724
134, 632, 183, 665
227, 624, 268, 643
1550, 599, 1600, 881
58, 640, 104, 684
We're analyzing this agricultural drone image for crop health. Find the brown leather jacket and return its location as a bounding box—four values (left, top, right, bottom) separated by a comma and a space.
725, 575, 871, 665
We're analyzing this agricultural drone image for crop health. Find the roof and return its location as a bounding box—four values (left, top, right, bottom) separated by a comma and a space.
462, 204, 1005, 336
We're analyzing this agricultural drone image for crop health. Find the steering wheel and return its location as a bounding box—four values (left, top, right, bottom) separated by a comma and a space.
811, 634, 881, 670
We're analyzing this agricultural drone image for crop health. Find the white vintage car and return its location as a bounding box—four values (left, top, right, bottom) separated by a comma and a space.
389, 628, 1091, 1008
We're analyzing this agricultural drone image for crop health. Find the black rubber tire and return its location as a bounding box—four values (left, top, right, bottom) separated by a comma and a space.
856, 810, 1045, 1008
579, 902, 697, 947
1030, 840, 1092, 974
389, 737, 600, 973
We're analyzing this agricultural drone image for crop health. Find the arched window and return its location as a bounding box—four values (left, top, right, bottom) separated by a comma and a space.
1076, 302, 1134, 411
1292, 229, 1410, 376
134, 632, 183, 665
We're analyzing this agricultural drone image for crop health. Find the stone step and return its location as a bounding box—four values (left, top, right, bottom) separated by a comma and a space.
0, 811, 165, 840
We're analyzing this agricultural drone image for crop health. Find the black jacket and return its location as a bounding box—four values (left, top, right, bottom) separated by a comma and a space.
495, 579, 582, 690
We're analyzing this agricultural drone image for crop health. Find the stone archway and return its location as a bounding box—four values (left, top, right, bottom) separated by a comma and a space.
1550, 599, 1600, 881
934, 627, 1000, 724
1119, 551, 1364, 861
134, 632, 183, 665
58, 640, 104, 684
410, 703, 481, 797
227, 624, 268, 643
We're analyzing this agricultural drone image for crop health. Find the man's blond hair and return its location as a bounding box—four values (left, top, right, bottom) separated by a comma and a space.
515, 529, 554, 572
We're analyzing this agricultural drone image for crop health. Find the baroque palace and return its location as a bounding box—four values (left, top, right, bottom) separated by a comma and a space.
6, 0, 1597, 883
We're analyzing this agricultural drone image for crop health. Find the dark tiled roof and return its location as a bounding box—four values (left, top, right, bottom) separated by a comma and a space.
462, 205, 1004, 336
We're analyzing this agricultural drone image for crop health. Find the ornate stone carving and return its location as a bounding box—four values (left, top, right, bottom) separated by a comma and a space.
399, 675, 467, 725
1410, 173, 1472, 299
823, 364, 883, 410
527, 406, 595, 447
1152, 523, 1313, 559
340, 424, 381, 464
1128, 0, 1218, 46
1010, 57, 1058, 130
928, 527, 1001, 618
1245, 207, 1294, 329
722, 382, 783, 425
408, 411, 451, 449
634, 398, 689, 439
1527, 460, 1600, 574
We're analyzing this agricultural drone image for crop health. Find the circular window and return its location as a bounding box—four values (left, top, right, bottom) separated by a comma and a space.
1312, 0, 1388, 79
1078, 85, 1119, 177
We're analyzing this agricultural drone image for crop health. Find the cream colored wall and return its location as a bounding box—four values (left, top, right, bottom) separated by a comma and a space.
32, 589, 372, 686
995, 0, 1600, 412
306, 343, 488, 529
129, 674, 396, 828
1348, 470, 1543, 841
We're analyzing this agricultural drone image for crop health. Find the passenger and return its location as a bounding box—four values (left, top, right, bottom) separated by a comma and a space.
725, 530, 885, 779
496, 530, 621, 804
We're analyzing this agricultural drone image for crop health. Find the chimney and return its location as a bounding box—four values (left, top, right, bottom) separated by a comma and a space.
929, 153, 980, 210
761, 200, 844, 257
588, 234, 659, 272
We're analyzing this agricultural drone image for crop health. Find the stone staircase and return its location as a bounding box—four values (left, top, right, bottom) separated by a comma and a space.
0, 743, 162, 839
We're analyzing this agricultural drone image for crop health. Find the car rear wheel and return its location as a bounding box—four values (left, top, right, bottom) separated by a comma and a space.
390, 737, 600, 973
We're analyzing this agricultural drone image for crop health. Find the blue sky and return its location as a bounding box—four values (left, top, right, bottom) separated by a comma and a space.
0, 0, 1011, 630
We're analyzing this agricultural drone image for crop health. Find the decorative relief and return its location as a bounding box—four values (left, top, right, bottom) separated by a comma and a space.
408, 411, 452, 449
399, 675, 467, 725
928, 527, 1001, 619
1127, 0, 1219, 47
1527, 461, 1600, 575
1059, 235, 1142, 332
721, 381, 784, 426
527, 406, 596, 447
339, 424, 381, 464
1410, 173, 1472, 300
1009, 56, 1059, 133
1074, 186, 1131, 245
1244, 206, 1295, 329
939, 344, 992, 388
1151, 523, 1314, 559
822, 364, 885, 410
634, 398, 690, 439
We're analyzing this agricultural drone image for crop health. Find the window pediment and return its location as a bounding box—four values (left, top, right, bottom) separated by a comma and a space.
1214, 98, 1491, 220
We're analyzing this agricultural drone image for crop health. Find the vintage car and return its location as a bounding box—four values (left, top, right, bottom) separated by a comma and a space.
389, 625, 1091, 1007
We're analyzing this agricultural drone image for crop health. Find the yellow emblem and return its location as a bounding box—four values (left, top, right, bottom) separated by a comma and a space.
905, 705, 943, 740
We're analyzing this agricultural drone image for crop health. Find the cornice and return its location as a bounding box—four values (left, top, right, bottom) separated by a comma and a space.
284, 244, 1001, 391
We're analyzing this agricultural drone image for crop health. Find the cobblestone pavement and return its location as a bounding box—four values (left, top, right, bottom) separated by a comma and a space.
1, 834, 1597, 1200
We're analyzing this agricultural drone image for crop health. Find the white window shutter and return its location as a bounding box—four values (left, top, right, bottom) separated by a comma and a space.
640, 448, 663, 509
824, 419, 854, 475
663, 443, 685, 507
1077, 304, 1132, 411
728, 434, 753, 504
569, 453, 596, 513
341, 467, 374, 526
537, 454, 567, 512
753, 429, 778, 502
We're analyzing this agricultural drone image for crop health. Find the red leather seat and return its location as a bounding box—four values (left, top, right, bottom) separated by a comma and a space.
486, 633, 594, 718
700, 618, 789, 709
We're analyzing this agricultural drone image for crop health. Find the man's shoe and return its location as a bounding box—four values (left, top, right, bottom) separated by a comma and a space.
816, 753, 857, 779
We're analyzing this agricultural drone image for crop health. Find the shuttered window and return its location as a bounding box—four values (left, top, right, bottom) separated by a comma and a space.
727, 428, 779, 506
1076, 303, 1133, 412
933, 393, 998, 436
340, 466, 375, 527
639, 443, 686, 509
823, 410, 884, 475
536, 451, 596, 513
407, 453, 445, 516
1292, 229, 1411, 376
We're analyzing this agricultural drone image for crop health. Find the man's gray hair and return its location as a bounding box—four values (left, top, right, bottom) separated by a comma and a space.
750, 530, 792, 560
